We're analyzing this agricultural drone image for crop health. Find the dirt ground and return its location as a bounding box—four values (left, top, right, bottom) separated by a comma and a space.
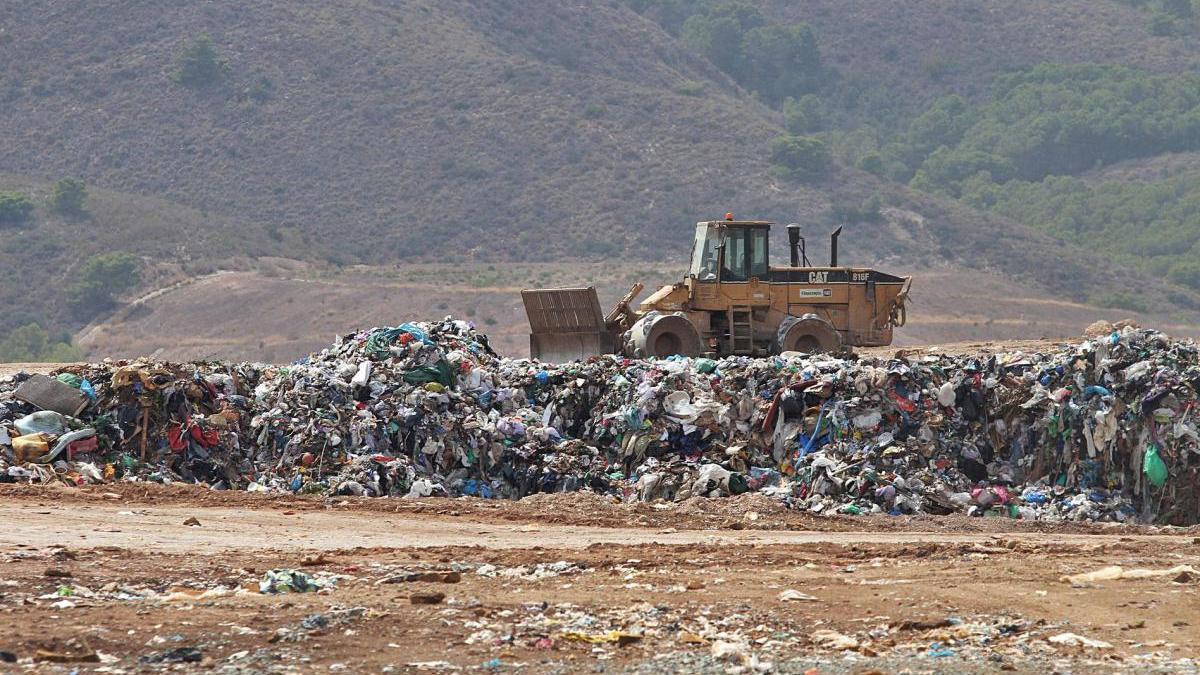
66, 262, 1200, 363
1, 485, 1197, 674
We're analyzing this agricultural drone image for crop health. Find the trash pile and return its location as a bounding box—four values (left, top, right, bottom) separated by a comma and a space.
2, 319, 1198, 524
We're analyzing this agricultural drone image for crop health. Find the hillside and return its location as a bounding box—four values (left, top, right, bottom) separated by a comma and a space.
73, 261, 1200, 363
3, 0, 1200, 358
0, 0, 797, 262
0, 174, 272, 344
764, 0, 1200, 124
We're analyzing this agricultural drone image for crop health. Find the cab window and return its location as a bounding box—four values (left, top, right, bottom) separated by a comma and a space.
689, 223, 720, 281
750, 228, 768, 279
723, 231, 747, 281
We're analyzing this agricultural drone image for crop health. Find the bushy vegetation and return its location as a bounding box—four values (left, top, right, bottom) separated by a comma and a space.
241, 76, 274, 103
824, 63, 1200, 188
831, 194, 884, 224
67, 252, 141, 317
818, 63, 1200, 293
888, 65, 1200, 192
0, 192, 35, 226
48, 178, 87, 215
631, 1, 824, 104
769, 134, 831, 182
783, 94, 823, 133
173, 35, 228, 87
582, 103, 606, 119
959, 172, 1200, 289
0, 323, 82, 363
1119, 0, 1197, 34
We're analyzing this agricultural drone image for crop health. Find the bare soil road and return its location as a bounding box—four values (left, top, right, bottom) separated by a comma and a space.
1, 485, 1197, 673
0, 500, 1194, 552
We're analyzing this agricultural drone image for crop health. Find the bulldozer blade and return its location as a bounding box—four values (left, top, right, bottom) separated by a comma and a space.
522, 287, 615, 362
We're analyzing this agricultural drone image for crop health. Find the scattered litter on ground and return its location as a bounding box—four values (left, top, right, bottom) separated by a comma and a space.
1047, 632, 1114, 649
258, 568, 336, 594
1062, 565, 1200, 585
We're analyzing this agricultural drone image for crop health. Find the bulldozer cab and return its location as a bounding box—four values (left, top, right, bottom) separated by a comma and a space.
688, 221, 770, 283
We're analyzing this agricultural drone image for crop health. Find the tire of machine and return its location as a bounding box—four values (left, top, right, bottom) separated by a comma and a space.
625, 312, 703, 358
775, 314, 843, 354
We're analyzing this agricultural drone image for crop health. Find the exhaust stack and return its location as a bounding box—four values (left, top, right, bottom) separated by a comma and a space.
787, 224, 801, 267
830, 226, 843, 267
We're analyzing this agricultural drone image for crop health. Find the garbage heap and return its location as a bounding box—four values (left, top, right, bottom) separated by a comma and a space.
1, 320, 1198, 524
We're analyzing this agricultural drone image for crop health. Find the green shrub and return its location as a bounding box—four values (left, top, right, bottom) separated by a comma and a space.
0, 323, 82, 363
857, 153, 885, 176
681, 10, 752, 76
173, 35, 228, 87
1161, 0, 1193, 18
1168, 259, 1200, 289
769, 134, 831, 182
921, 53, 955, 81
243, 76, 274, 102
830, 194, 883, 224
783, 94, 823, 133
1168, 290, 1200, 310
1148, 10, 1176, 34
860, 194, 883, 221
678, 3, 822, 104
741, 23, 820, 103
0, 192, 34, 226
583, 103, 606, 119
67, 252, 141, 317
627, 0, 700, 33
911, 148, 1016, 196
10, 231, 63, 257
48, 178, 87, 215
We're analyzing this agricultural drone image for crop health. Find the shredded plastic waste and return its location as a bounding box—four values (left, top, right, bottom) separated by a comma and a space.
1, 320, 1198, 523
259, 569, 334, 594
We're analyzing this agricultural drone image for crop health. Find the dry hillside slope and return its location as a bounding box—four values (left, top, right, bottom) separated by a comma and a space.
3, 0, 1200, 353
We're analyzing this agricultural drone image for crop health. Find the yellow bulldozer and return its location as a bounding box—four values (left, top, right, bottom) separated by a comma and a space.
522, 215, 911, 362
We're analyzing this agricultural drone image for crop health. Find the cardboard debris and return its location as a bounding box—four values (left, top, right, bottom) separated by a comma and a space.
14, 374, 88, 416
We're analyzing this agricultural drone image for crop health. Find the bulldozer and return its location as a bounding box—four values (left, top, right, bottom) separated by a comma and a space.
522, 215, 911, 362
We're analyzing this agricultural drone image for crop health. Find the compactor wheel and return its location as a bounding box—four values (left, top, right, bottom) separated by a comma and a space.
776, 314, 842, 354
626, 312, 702, 358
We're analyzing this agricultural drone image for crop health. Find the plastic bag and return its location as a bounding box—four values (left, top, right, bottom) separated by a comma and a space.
56, 373, 83, 389
1143, 444, 1168, 488
402, 361, 454, 387
14, 410, 72, 436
